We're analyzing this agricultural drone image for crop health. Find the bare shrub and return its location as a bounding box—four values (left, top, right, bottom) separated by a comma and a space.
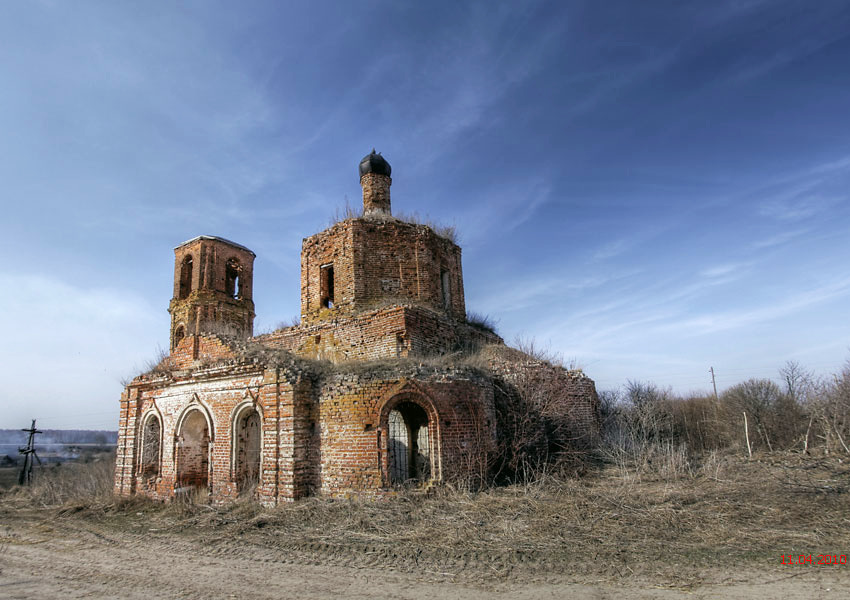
490, 357, 596, 484
720, 378, 805, 452
327, 199, 458, 243
393, 211, 457, 243
807, 362, 850, 454
276, 315, 301, 330
669, 393, 725, 453
466, 310, 498, 335
599, 382, 693, 479
122, 345, 176, 382
512, 336, 578, 370
328, 197, 362, 226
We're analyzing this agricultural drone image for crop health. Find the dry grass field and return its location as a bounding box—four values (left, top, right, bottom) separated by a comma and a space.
0, 451, 847, 598
0, 467, 19, 489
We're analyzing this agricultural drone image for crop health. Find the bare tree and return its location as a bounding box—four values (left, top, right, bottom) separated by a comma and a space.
808, 363, 850, 454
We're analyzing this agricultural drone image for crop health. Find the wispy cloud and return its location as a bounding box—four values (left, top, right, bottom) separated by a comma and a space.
592, 238, 632, 262
700, 262, 752, 279
457, 177, 553, 245
751, 228, 809, 249
657, 276, 850, 337
759, 195, 838, 221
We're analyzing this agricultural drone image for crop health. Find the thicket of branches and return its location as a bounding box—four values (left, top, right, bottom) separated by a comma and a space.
486, 342, 596, 485
598, 360, 850, 477
489, 356, 850, 485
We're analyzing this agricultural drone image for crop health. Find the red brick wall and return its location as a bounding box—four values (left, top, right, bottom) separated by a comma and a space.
256, 305, 501, 363
316, 372, 495, 496
300, 218, 465, 323
114, 358, 502, 503
169, 237, 256, 347
115, 366, 284, 503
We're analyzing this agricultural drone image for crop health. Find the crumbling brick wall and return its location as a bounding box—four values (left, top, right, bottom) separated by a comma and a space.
256, 304, 501, 363
484, 346, 601, 452
115, 363, 295, 504
116, 155, 600, 504
115, 352, 500, 503
301, 218, 465, 324
168, 236, 256, 348
316, 370, 495, 496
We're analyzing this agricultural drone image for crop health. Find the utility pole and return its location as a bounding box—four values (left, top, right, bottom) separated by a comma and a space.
17, 419, 42, 485
709, 367, 718, 400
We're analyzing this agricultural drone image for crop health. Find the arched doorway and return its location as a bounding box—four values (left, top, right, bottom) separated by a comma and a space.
388, 401, 431, 485
176, 410, 210, 490
140, 413, 161, 485
234, 409, 261, 493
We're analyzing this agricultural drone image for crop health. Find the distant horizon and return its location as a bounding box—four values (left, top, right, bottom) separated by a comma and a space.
2, 1, 849, 429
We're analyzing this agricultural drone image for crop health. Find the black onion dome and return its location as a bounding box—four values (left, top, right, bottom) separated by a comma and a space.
359, 149, 391, 177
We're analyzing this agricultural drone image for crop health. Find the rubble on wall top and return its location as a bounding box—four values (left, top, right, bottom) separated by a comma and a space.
175, 235, 256, 256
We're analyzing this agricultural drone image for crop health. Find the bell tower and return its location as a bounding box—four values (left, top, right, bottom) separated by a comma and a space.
168, 235, 256, 350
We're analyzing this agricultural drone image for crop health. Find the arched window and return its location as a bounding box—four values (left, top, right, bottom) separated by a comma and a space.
140, 414, 161, 485
225, 258, 241, 299
179, 255, 193, 299
233, 408, 261, 494
172, 325, 185, 350
440, 269, 451, 309
388, 401, 431, 485
176, 410, 210, 490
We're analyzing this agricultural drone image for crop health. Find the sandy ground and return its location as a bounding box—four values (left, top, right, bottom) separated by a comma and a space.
1, 512, 846, 600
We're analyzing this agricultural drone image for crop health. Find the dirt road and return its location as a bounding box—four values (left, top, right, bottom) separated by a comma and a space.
0, 509, 844, 600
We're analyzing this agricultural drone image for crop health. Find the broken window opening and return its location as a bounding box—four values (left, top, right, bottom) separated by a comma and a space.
320, 264, 335, 309
173, 325, 185, 350
388, 401, 431, 485
234, 409, 261, 495
179, 256, 193, 299
176, 410, 210, 491
225, 258, 241, 299
140, 414, 161, 485
441, 269, 451, 309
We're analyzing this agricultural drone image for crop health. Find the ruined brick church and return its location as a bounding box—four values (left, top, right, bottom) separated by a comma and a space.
114, 152, 599, 504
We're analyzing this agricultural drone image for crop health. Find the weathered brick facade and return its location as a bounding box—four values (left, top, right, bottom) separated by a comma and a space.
168, 236, 256, 349
115, 152, 599, 504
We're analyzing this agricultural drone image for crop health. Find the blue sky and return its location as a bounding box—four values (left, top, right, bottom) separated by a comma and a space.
2, 1, 849, 429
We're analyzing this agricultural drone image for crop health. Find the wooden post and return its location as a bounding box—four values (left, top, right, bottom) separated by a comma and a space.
803, 415, 813, 454
743, 412, 752, 459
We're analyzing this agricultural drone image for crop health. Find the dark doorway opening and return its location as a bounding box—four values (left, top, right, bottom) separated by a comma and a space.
388, 402, 431, 485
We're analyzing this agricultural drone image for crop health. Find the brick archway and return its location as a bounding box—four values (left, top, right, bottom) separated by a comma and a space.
175, 407, 212, 492
379, 392, 441, 486
138, 410, 162, 487
231, 402, 262, 494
